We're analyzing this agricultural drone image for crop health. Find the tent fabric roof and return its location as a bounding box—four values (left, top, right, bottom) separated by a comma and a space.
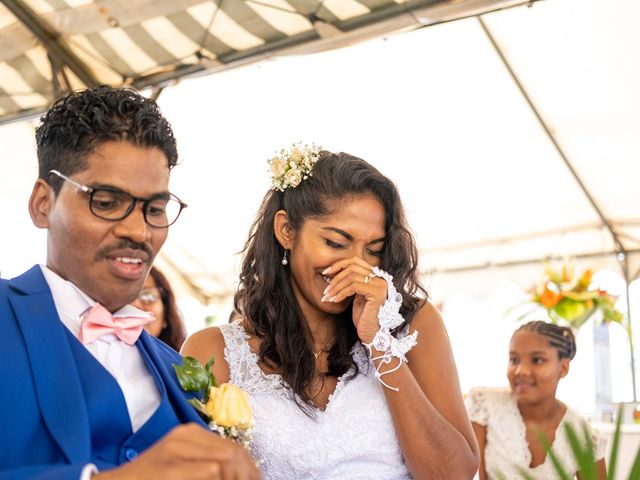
0, 0, 524, 124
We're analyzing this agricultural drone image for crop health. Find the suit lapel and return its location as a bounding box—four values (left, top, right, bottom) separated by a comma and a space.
9, 266, 91, 463
138, 332, 205, 425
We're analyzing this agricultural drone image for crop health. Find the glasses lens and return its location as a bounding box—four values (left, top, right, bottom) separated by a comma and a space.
145, 195, 184, 228
90, 189, 134, 220
138, 288, 160, 304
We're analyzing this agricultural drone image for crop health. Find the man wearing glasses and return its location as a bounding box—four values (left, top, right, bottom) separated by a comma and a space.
0, 86, 260, 480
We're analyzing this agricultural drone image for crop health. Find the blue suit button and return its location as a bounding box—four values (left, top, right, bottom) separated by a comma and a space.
125, 448, 138, 461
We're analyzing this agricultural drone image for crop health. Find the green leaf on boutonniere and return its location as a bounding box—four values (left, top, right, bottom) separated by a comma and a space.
206, 355, 217, 396
174, 356, 210, 393
187, 398, 210, 421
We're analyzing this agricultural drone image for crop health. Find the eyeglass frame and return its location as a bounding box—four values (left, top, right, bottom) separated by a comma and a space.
48, 169, 187, 228
137, 287, 163, 304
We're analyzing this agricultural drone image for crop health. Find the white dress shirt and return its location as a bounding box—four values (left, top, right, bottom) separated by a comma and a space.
41, 266, 162, 478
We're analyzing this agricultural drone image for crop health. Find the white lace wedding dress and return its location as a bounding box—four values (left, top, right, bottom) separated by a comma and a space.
467, 387, 606, 479
219, 321, 412, 479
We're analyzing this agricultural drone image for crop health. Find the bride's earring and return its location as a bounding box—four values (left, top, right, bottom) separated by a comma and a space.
281, 250, 289, 266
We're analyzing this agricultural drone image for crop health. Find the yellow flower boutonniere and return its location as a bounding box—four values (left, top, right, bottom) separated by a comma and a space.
173, 356, 253, 446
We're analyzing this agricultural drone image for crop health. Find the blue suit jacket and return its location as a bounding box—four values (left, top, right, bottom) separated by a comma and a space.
0, 266, 205, 479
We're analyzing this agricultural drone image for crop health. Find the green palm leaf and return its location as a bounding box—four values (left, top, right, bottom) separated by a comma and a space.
563, 423, 597, 480
537, 431, 573, 480
607, 405, 624, 480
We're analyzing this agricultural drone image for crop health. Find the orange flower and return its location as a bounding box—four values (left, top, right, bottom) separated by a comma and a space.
539, 286, 562, 308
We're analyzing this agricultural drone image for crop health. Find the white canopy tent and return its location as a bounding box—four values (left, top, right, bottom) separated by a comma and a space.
2, 0, 640, 407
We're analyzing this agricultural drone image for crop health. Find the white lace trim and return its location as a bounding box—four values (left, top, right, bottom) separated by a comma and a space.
220, 321, 370, 408
362, 267, 418, 391
218, 321, 411, 479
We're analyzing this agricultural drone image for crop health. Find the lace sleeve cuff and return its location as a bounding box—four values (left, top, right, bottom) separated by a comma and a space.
362, 267, 418, 391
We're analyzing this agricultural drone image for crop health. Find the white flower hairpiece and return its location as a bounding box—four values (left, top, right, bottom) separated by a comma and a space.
268, 143, 322, 191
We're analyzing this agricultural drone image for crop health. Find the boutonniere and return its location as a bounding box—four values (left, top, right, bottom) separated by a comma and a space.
174, 356, 253, 446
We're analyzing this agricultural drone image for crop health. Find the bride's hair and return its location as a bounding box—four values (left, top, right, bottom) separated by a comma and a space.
234, 150, 427, 412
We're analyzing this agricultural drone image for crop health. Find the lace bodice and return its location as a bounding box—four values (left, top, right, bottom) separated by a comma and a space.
467, 387, 606, 479
219, 321, 412, 479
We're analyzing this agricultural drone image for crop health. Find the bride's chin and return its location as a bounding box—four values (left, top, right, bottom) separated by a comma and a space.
318, 299, 351, 315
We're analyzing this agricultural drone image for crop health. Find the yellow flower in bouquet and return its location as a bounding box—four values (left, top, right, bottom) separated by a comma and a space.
528, 263, 623, 329
174, 356, 253, 445
205, 383, 253, 430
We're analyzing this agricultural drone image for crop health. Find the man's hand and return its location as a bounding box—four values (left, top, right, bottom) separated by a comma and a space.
94, 423, 261, 480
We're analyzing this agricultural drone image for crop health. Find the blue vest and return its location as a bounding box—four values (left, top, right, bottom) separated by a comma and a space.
66, 330, 181, 469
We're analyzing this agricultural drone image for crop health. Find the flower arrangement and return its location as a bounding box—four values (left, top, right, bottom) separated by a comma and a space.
268, 142, 321, 191
174, 356, 253, 446
526, 263, 623, 329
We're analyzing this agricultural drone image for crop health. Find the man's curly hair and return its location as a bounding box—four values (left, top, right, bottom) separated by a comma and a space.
36, 85, 178, 193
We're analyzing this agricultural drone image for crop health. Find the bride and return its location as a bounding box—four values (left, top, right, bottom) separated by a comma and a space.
182, 146, 479, 479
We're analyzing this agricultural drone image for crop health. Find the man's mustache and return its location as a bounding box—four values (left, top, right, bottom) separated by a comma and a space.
94, 240, 153, 261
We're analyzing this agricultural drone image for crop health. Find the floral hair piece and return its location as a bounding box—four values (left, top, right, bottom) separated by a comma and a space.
268, 142, 321, 191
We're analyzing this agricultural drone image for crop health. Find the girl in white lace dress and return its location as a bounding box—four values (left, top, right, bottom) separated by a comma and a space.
467, 321, 606, 479
183, 147, 479, 479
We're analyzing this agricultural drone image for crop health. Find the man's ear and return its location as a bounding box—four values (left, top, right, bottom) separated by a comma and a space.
28, 179, 54, 229
273, 209, 295, 250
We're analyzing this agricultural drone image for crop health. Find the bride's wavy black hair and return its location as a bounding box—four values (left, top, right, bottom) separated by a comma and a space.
234, 150, 427, 411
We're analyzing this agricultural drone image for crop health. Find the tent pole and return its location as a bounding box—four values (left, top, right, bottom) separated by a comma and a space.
621, 254, 638, 401
479, 15, 638, 402
477, 16, 626, 257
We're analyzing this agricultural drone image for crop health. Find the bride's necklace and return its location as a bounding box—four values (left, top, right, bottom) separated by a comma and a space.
313, 343, 332, 359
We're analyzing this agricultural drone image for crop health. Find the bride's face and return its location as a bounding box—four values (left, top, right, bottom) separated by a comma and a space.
286, 193, 386, 321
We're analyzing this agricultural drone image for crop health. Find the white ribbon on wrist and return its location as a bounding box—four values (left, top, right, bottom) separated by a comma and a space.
362, 267, 418, 391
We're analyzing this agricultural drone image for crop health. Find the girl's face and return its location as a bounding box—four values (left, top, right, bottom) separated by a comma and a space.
286, 193, 386, 321
507, 330, 569, 404
133, 273, 166, 337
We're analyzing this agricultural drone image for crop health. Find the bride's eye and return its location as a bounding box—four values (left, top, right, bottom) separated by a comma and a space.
325, 239, 346, 249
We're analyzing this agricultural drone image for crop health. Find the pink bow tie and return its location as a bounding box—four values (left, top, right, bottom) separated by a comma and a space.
79, 303, 154, 345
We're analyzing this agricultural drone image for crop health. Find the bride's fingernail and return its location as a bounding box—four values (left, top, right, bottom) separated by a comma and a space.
321, 294, 330, 302
323, 285, 330, 295
322, 267, 331, 275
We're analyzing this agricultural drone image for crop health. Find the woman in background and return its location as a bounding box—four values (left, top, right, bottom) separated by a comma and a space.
134, 266, 187, 351
468, 320, 606, 479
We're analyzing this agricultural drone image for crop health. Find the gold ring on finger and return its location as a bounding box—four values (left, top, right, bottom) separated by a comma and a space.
364, 272, 375, 284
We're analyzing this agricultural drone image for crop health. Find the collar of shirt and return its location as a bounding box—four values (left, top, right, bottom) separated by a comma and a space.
40, 265, 148, 341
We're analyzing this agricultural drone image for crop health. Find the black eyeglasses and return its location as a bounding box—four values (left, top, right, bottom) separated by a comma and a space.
48, 169, 187, 228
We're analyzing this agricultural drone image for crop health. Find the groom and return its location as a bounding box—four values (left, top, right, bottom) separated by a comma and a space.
0, 86, 260, 479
